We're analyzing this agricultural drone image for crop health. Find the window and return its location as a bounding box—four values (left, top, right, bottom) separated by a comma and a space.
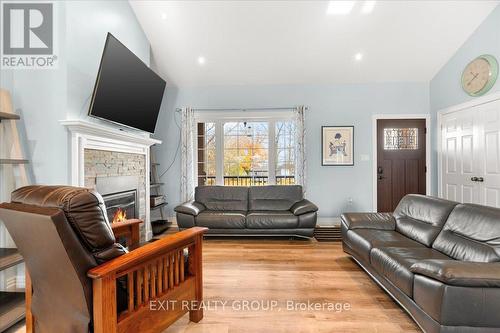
196, 114, 296, 186
275, 122, 295, 185
197, 122, 216, 185
383, 128, 418, 150
224, 122, 269, 186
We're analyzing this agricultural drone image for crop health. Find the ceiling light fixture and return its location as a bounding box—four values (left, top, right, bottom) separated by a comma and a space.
161, 12, 167, 20
361, 1, 376, 14
327, 1, 355, 15
354, 53, 363, 61
197, 56, 206, 65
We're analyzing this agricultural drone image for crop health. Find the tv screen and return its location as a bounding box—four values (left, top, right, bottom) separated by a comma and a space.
88, 33, 166, 133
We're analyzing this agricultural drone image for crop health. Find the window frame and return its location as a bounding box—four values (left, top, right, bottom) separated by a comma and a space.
194, 110, 295, 186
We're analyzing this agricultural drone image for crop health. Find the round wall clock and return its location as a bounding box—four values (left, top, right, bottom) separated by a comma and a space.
462, 54, 498, 97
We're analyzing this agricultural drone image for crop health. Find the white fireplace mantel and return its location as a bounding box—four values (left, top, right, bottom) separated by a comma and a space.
61, 119, 161, 240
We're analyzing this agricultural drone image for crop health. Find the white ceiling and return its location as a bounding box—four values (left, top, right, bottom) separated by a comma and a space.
130, 1, 499, 87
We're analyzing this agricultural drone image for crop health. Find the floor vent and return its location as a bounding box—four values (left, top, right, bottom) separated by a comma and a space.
314, 225, 342, 241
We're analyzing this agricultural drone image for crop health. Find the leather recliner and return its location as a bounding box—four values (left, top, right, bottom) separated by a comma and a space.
0, 185, 207, 333
175, 185, 318, 237
342, 194, 500, 333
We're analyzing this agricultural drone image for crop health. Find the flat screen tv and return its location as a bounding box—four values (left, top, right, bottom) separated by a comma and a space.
88, 33, 166, 133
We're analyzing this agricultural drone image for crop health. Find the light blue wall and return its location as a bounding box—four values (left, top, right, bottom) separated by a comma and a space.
65, 1, 150, 119
153, 83, 430, 218
430, 4, 500, 195
0, 1, 150, 184
430, 5, 500, 111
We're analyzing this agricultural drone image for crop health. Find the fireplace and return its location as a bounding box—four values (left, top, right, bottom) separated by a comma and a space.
102, 190, 137, 223
96, 175, 140, 223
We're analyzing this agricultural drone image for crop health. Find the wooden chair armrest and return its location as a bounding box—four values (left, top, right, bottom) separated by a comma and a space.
110, 219, 143, 248
88, 227, 207, 279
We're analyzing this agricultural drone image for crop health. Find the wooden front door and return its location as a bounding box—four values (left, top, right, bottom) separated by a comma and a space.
377, 119, 426, 212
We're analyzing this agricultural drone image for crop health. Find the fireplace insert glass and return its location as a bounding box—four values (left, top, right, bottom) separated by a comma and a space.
102, 190, 137, 223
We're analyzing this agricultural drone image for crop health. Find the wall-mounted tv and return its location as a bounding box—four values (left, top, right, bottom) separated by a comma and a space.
88, 33, 166, 133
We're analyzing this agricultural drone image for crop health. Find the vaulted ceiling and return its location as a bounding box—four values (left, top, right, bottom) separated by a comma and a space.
130, 1, 499, 87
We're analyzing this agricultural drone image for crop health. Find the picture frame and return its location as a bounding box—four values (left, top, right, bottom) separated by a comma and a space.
321, 126, 354, 166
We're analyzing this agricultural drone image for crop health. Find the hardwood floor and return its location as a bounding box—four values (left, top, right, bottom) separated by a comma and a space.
7, 238, 420, 333
167, 238, 419, 333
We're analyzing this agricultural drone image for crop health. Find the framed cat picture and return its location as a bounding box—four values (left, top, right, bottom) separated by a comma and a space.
321, 126, 354, 166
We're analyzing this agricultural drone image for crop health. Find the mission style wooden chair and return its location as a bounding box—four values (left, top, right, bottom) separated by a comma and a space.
0, 185, 207, 333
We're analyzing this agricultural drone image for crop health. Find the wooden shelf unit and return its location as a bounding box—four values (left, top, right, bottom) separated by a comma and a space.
0, 248, 23, 271
0, 249, 25, 330
0, 112, 20, 121
0, 90, 28, 331
0, 159, 29, 165
0, 291, 25, 332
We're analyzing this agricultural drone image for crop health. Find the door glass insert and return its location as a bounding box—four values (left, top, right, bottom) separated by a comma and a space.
384, 128, 418, 150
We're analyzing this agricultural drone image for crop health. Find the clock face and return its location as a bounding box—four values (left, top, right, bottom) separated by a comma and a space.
462, 55, 498, 97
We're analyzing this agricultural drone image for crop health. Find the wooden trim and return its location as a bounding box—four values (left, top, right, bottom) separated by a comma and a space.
92, 275, 118, 333
117, 278, 196, 333
25, 270, 33, 333
89, 227, 206, 333
111, 219, 142, 248
88, 227, 207, 279
188, 233, 204, 322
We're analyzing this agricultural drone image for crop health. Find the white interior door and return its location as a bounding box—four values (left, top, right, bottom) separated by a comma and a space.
441, 109, 480, 203
478, 99, 500, 207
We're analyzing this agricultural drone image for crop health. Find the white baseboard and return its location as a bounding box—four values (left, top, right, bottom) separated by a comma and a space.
317, 217, 341, 226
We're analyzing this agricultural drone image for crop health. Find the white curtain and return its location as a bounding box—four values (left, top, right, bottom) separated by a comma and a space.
294, 105, 307, 193
180, 107, 196, 202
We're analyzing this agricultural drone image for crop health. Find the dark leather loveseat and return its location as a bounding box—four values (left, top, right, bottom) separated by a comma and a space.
175, 185, 318, 237
342, 194, 500, 333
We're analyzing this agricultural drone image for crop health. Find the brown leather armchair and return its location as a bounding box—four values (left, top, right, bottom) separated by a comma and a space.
0, 185, 207, 333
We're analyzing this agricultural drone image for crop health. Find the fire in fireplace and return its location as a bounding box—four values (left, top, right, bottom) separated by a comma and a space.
112, 208, 127, 223
96, 175, 140, 224
102, 190, 137, 223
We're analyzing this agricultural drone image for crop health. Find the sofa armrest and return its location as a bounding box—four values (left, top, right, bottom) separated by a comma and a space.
410, 259, 500, 288
290, 199, 318, 216
341, 212, 395, 230
174, 201, 205, 216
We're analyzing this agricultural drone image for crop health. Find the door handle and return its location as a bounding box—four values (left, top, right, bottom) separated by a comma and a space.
471, 177, 478, 182
378, 175, 385, 180
477, 177, 484, 182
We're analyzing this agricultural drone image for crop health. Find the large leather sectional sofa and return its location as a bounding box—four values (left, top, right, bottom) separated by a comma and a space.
342, 194, 500, 333
175, 185, 318, 237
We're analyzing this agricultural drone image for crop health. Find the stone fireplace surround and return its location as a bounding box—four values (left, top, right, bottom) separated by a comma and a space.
61, 119, 161, 240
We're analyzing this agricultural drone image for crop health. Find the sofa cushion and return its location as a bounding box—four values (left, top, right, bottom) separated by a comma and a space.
195, 186, 248, 211
393, 194, 458, 247
345, 229, 426, 263
432, 204, 500, 262
246, 211, 298, 229
196, 211, 246, 229
341, 212, 395, 231
370, 247, 450, 297
248, 185, 302, 211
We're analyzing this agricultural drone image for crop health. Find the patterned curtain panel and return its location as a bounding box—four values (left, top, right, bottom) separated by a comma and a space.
293, 106, 307, 193
180, 107, 196, 202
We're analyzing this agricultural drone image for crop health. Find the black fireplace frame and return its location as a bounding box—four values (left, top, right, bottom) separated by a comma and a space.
95, 175, 140, 222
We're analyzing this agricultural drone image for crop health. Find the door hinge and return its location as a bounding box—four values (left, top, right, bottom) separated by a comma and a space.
425, 166, 427, 173
424, 127, 427, 134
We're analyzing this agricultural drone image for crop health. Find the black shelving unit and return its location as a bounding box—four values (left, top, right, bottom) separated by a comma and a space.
150, 148, 172, 236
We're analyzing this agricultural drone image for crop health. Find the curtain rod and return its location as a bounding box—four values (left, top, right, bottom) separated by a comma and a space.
175, 106, 307, 112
